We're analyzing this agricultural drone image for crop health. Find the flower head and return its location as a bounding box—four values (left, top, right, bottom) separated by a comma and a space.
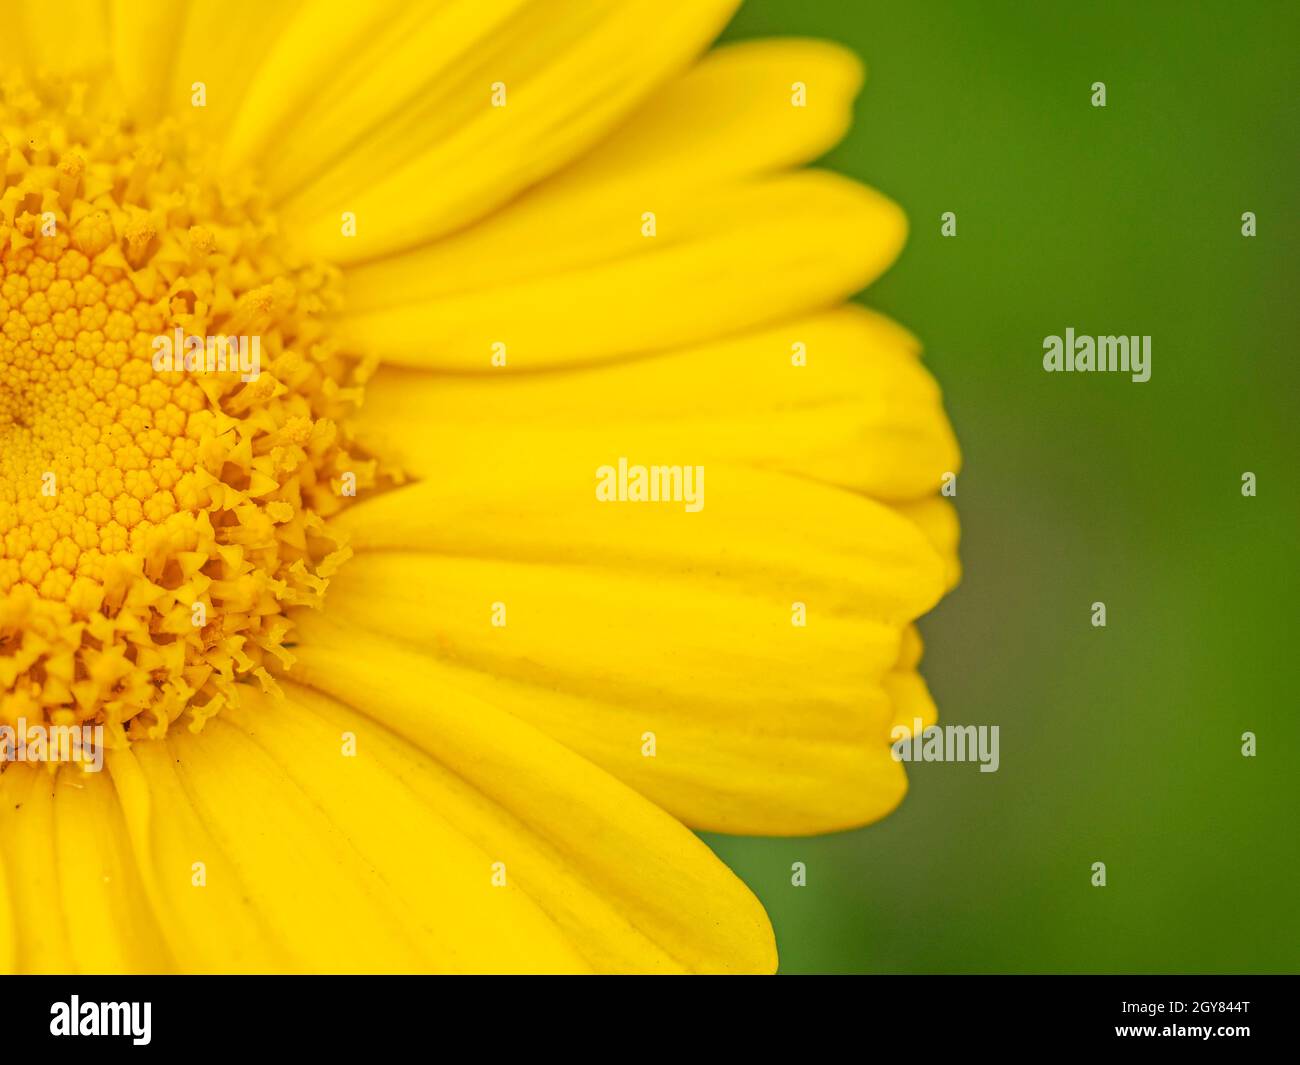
0, 1, 958, 975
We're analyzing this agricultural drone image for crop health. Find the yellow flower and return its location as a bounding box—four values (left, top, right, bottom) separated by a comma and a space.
0, 0, 959, 973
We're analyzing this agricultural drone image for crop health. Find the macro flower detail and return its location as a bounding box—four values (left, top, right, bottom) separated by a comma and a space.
0, 74, 365, 729
0, 1, 959, 975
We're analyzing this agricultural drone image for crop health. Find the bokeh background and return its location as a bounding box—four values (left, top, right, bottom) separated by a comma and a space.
707, 0, 1299, 973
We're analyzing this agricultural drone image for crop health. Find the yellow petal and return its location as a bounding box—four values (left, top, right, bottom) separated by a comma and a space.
221, 686, 594, 974
109, 0, 190, 121
339, 171, 904, 369
49, 768, 174, 973
162, 0, 303, 136
0, 765, 72, 972
341, 37, 867, 312
0, 825, 13, 974
154, 712, 586, 973
332, 454, 945, 624
356, 306, 957, 502
108, 743, 295, 973
10, 0, 109, 75
221, 0, 525, 184
323, 413, 947, 835
894, 496, 962, 590
542, 38, 866, 200
276, 0, 740, 262
284, 618, 777, 972
887, 668, 940, 737
319, 551, 922, 835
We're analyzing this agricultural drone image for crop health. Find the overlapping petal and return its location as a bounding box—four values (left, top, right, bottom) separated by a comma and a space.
0, 0, 960, 976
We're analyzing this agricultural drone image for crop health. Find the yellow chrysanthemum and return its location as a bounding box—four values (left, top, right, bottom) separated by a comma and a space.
0, 1, 959, 974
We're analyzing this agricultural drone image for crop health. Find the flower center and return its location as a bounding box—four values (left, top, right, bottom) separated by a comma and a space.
0, 74, 371, 741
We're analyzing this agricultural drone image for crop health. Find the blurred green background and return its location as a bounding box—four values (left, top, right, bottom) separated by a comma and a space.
708, 0, 1300, 973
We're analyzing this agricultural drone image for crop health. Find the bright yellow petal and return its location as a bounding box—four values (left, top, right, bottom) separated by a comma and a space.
115, 732, 465, 974
331, 456, 945, 624
542, 38, 866, 198
887, 669, 940, 737
894, 496, 962, 590
338, 171, 904, 369
0, 823, 13, 974
318, 550, 925, 835
283, 617, 777, 971
355, 306, 958, 503
275, 0, 740, 262
321, 404, 948, 835
155, 711, 587, 973
162, 0, 303, 135
326, 310, 958, 833
221, 0, 524, 183
221, 686, 595, 974
10, 0, 109, 75
0, 765, 74, 973
220, 0, 509, 172
47, 768, 173, 973
0, 768, 170, 975
341, 37, 867, 312
109, 0, 190, 121
108, 743, 295, 973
